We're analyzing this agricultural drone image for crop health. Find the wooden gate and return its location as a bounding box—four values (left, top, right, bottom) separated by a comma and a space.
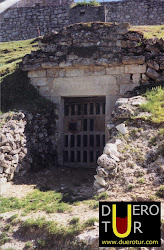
63, 97, 105, 167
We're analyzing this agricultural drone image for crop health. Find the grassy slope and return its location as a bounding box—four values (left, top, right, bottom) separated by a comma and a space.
0, 38, 56, 113
0, 38, 38, 78
130, 25, 164, 39
140, 86, 164, 124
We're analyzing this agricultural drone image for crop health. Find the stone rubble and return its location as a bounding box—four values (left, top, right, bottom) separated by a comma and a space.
0, 110, 58, 191
94, 96, 164, 193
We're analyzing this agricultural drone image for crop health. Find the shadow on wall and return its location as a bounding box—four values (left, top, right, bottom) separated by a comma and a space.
0, 69, 59, 189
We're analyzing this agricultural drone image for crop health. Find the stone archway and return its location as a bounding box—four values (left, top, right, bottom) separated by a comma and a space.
22, 22, 164, 166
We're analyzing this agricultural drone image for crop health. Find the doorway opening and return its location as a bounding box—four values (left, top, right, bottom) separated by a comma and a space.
63, 96, 105, 167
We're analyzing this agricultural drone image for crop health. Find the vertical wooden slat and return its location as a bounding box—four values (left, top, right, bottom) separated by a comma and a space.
63, 97, 105, 166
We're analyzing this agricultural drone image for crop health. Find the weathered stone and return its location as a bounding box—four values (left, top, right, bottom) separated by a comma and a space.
147, 60, 159, 71
50, 75, 118, 96
156, 76, 164, 83
93, 180, 102, 190
106, 66, 125, 75
119, 83, 140, 95
122, 56, 145, 65
97, 154, 117, 170
73, 58, 95, 66
59, 61, 72, 68
95, 59, 109, 67
94, 175, 107, 186
125, 65, 146, 74
47, 68, 65, 78
30, 78, 47, 86
146, 68, 160, 80
160, 62, 164, 70
0, 134, 7, 147
65, 68, 84, 77
116, 74, 131, 84
96, 166, 109, 177
132, 74, 141, 84
103, 143, 120, 157
28, 70, 46, 78
116, 123, 128, 135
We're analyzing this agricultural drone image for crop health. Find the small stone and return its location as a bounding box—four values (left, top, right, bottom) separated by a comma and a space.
0, 167, 3, 174
97, 166, 109, 177
93, 180, 102, 190
103, 143, 120, 157
97, 154, 117, 170
97, 188, 106, 193
0, 134, 7, 147
116, 123, 128, 135
107, 123, 115, 130
94, 175, 107, 187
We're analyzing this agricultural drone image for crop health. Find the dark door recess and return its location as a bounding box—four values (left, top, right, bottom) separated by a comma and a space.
63, 97, 105, 167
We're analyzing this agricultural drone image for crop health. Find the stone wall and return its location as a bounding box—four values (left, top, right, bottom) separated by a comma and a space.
0, 109, 58, 188
0, 5, 69, 42
21, 22, 164, 95
69, 5, 105, 24
8, 0, 73, 7
103, 0, 164, 25
1, 0, 164, 42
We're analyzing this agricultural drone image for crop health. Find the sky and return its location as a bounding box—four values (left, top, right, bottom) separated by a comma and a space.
0, 0, 20, 13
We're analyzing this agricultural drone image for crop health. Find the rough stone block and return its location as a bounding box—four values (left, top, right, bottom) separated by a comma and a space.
66, 68, 84, 77
116, 74, 131, 84
106, 66, 125, 75
132, 74, 141, 84
93, 67, 105, 76
141, 74, 149, 82
122, 56, 145, 65
156, 76, 164, 83
125, 64, 146, 74
59, 61, 72, 68
28, 70, 46, 78
146, 67, 160, 80
30, 78, 47, 86
84, 67, 94, 76
47, 68, 65, 78
50, 75, 118, 96
41, 62, 59, 69
147, 60, 159, 71
119, 83, 140, 95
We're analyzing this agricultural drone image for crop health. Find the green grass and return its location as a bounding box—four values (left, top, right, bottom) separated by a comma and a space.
94, 192, 108, 200
0, 38, 39, 78
137, 178, 145, 184
0, 232, 10, 246
0, 189, 72, 215
131, 25, 164, 39
83, 217, 98, 227
140, 86, 164, 124
156, 185, 164, 198
70, 217, 80, 225
25, 241, 33, 249
71, 0, 100, 8
21, 216, 98, 240
0, 38, 52, 113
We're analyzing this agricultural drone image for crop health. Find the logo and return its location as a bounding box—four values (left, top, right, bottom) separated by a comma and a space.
99, 202, 161, 247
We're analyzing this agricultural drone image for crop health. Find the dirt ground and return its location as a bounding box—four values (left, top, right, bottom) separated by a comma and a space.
0, 166, 164, 250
